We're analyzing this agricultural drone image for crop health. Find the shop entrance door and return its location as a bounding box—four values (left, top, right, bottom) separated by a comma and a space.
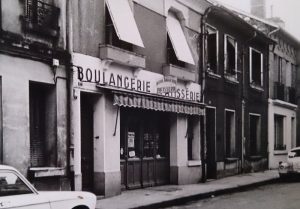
206, 108, 217, 179
120, 108, 169, 189
81, 93, 95, 192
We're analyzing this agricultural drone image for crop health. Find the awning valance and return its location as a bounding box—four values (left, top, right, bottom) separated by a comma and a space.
113, 92, 204, 115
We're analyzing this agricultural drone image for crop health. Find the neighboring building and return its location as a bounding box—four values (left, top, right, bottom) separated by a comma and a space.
225, 1, 300, 169
0, 0, 70, 190
69, 0, 208, 196
202, 3, 273, 178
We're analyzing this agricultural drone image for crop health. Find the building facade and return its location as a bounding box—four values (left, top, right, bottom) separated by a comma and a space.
203, 4, 272, 178
0, 0, 70, 190
69, 0, 209, 196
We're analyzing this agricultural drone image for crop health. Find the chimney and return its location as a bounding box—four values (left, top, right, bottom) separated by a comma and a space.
250, 0, 266, 18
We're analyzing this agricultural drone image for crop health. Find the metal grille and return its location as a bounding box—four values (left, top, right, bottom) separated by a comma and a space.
25, 0, 60, 30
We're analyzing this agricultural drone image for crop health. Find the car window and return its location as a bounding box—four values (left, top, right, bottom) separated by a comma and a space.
0, 171, 33, 196
290, 150, 300, 157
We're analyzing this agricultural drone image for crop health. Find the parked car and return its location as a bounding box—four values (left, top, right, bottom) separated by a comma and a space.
279, 147, 300, 178
0, 165, 96, 209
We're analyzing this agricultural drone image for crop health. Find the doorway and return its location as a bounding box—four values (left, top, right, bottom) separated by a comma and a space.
206, 107, 216, 179
80, 93, 95, 192
120, 108, 170, 189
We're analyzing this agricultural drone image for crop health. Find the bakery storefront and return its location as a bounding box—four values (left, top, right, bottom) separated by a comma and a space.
71, 53, 204, 196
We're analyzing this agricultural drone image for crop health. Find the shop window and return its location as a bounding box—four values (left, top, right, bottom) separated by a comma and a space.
187, 116, 200, 161
120, 109, 169, 160
274, 114, 285, 150
29, 82, 56, 167
225, 110, 236, 157
250, 48, 263, 86
206, 25, 218, 74
105, 6, 133, 51
224, 35, 237, 77
249, 114, 261, 155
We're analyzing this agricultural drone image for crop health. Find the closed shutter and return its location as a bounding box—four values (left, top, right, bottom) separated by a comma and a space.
30, 85, 46, 167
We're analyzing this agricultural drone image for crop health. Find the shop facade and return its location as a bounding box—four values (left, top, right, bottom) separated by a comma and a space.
71, 53, 204, 196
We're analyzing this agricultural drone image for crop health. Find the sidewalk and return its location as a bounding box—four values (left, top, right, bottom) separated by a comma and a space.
96, 170, 279, 209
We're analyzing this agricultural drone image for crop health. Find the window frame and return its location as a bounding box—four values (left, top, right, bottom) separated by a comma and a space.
249, 113, 262, 156
249, 47, 264, 87
224, 109, 236, 158
224, 34, 237, 79
274, 114, 286, 151
206, 24, 219, 74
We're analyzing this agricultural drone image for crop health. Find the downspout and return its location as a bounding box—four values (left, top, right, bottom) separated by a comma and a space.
66, 0, 77, 190
241, 31, 257, 172
200, 6, 214, 183
0, 0, 2, 164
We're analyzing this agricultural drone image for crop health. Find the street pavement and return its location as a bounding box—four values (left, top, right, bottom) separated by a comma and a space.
96, 170, 278, 209
162, 180, 300, 209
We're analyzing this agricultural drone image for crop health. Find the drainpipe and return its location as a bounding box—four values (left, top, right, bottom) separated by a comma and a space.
241, 31, 257, 172
66, 0, 78, 191
200, 6, 214, 183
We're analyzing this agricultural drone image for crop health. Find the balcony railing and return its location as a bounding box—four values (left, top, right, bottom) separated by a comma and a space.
274, 144, 286, 151
23, 0, 60, 37
274, 82, 285, 101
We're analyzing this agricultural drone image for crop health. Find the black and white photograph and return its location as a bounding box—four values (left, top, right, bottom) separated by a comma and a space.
0, 0, 299, 208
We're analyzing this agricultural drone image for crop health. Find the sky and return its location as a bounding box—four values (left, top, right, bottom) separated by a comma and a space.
216, 0, 300, 40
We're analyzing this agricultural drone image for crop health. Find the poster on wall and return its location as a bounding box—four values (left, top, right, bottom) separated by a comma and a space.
128, 132, 135, 148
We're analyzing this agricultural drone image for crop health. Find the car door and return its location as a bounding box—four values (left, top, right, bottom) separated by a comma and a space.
0, 171, 51, 209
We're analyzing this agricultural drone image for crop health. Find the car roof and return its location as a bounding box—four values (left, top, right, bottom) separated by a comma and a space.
291, 147, 300, 152
0, 164, 18, 171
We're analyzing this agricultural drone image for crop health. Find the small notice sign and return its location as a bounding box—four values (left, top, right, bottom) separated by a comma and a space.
128, 132, 135, 148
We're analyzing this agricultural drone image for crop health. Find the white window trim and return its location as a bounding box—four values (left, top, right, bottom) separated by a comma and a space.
206, 24, 219, 74
206, 106, 217, 160
274, 114, 286, 151
224, 109, 236, 157
224, 34, 237, 79
249, 47, 264, 87
249, 113, 262, 155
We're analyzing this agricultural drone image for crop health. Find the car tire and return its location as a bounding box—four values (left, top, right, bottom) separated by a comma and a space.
279, 173, 288, 180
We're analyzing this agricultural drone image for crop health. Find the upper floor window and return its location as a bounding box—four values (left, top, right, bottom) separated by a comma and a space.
105, 0, 144, 50
206, 25, 218, 74
224, 34, 237, 78
23, 0, 60, 38
166, 12, 195, 67
277, 56, 283, 84
249, 47, 263, 87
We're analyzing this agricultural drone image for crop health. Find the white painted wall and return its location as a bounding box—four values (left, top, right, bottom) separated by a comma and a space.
268, 99, 297, 169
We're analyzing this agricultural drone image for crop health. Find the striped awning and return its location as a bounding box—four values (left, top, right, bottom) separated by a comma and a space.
113, 92, 204, 115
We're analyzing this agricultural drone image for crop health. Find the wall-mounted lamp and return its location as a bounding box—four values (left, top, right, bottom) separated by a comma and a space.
52, 58, 60, 83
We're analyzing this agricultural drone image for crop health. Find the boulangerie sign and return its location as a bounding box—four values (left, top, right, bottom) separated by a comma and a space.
72, 53, 201, 102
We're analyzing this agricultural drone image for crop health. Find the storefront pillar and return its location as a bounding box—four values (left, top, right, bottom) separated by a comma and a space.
93, 94, 121, 196
170, 114, 188, 184
71, 88, 82, 191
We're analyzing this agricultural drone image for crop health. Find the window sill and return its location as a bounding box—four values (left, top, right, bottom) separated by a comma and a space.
207, 71, 221, 79
250, 84, 264, 92
187, 160, 201, 167
29, 167, 65, 178
246, 155, 263, 161
274, 150, 288, 155
225, 157, 239, 163
224, 75, 239, 84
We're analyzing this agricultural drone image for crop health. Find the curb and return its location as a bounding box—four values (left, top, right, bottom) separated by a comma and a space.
132, 178, 278, 209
